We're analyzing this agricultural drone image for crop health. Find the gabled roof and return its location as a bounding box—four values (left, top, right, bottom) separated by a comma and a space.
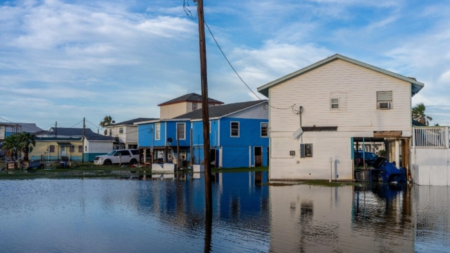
47, 127, 94, 136
35, 127, 114, 141
158, 93, 224, 106
0, 122, 42, 133
113, 118, 158, 126
257, 54, 425, 97
173, 100, 267, 120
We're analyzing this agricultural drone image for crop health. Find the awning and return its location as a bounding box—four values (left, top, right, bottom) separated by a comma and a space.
57, 142, 73, 146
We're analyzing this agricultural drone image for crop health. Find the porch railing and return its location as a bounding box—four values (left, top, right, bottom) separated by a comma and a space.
413, 126, 449, 148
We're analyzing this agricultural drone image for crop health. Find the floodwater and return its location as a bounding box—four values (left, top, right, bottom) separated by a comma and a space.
0, 173, 449, 253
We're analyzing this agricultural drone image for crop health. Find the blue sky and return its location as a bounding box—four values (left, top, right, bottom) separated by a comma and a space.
1, 0, 450, 130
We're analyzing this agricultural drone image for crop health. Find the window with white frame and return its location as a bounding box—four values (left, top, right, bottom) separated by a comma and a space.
177, 123, 186, 140
331, 98, 339, 109
192, 103, 198, 110
261, 122, 268, 137
119, 127, 124, 134
155, 123, 161, 140
377, 91, 393, 109
231, 122, 239, 137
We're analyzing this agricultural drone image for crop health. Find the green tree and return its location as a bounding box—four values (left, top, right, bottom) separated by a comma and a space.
3, 132, 36, 161
412, 103, 433, 126
17, 132, 36, 161
100, 115, 113, 128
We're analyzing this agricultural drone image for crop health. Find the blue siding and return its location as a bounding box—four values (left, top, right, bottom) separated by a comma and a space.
192, 120, 219, 147
138, 122, 167, 147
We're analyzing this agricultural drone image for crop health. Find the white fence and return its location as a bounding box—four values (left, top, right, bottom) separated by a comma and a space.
412, 126, 450, 185
413, 126, 449, 149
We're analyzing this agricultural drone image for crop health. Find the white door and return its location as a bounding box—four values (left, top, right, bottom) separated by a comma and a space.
61, 147, 67, 157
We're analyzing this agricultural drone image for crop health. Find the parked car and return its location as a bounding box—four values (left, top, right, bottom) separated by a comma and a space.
94, 149, 139, 165
354, 151, 378, 166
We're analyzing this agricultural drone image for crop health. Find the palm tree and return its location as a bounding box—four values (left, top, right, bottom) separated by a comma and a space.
17, 132, 36, 161
100, 115, 113, 128
412, 103, 433, 126
3, 134, 20, 160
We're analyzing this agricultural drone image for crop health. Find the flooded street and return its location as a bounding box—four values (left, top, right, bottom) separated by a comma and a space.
0, 172, 449, 253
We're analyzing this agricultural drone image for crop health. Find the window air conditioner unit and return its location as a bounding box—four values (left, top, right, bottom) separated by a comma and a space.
378, 102, 391, 109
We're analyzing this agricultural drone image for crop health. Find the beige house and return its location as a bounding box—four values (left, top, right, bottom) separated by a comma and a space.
106, 118, 157, 149
158, 93, 223, 119
257, 54, 424, 181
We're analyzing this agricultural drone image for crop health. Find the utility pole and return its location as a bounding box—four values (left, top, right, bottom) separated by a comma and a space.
82, 118, 85, 163
55, 121, 58, 138
196, 0, 212, 215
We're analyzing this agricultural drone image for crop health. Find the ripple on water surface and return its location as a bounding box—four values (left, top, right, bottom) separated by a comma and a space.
0, 173, 449, 253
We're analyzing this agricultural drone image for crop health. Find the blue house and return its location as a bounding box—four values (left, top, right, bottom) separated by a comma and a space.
137, 100, 269, 168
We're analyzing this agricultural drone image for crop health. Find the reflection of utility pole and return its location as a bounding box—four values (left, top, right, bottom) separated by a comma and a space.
196, 0, 212, 215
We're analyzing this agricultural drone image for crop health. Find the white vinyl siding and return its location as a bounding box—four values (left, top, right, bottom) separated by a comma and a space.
177, 123, 186, 140
155, 123, 161, 140
231, 122, 240, 137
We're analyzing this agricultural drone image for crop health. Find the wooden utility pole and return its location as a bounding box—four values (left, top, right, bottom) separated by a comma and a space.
82, 118, 85, 163
196, 0, 212, 214
55, 121, 58, 138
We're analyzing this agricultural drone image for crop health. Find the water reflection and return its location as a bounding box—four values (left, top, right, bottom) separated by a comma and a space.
0, 173, 449, 252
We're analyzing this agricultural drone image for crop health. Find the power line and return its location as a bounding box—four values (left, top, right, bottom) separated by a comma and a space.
204, 22, 262, 100
68, 120, 83, 128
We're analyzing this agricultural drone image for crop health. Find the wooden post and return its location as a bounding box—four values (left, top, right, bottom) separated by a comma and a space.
196, 0, 212, 215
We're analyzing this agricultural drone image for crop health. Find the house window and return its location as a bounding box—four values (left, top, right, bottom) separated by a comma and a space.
70, 146, 74, 153
331, 98, 339, 109
49, 145, 55, 153
261, 122, 268, 137
78, 145, 83, 153
300, 144, 313, 158
109, 129, 112, 136
155, 123, 161, 140
377, 91, 393, 109
119, 127, 123, 134
177, 123, 186, 140
85, 146, 87, 152
192, 103, 198, 110
231, 122, 239, 137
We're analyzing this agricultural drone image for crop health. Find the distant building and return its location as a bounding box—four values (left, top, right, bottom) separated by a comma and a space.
104, 118, 157, 149
158, 93, 224, 119
31, 127, 114, 162
0, 122, 42, 141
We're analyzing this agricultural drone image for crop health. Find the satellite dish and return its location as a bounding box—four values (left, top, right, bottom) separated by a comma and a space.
292, 127, 303, 140
167, 137, 173, 143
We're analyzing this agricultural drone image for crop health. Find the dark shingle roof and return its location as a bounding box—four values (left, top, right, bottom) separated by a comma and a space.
173, 100, 267, 120
158, 93, 224, 106
85, 134, 115, 141
47, 127, 94, 136
0, 122, 42, 133
113, 118, 158, 126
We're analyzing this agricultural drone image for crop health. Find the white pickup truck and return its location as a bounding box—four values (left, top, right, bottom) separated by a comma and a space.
94, 149, 139, 165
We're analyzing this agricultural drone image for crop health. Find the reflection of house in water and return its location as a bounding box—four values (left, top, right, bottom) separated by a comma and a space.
135, 172, 270, 250
414, 186, 450, 251
270, 185, 415, 252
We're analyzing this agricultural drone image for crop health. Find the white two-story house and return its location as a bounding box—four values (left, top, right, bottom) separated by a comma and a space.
257, 54, 424, 181
106, 118, 157, 149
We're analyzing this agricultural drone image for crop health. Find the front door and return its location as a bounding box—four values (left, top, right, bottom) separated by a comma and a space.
255, 147, 262, 167
60, 147, 67, 157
